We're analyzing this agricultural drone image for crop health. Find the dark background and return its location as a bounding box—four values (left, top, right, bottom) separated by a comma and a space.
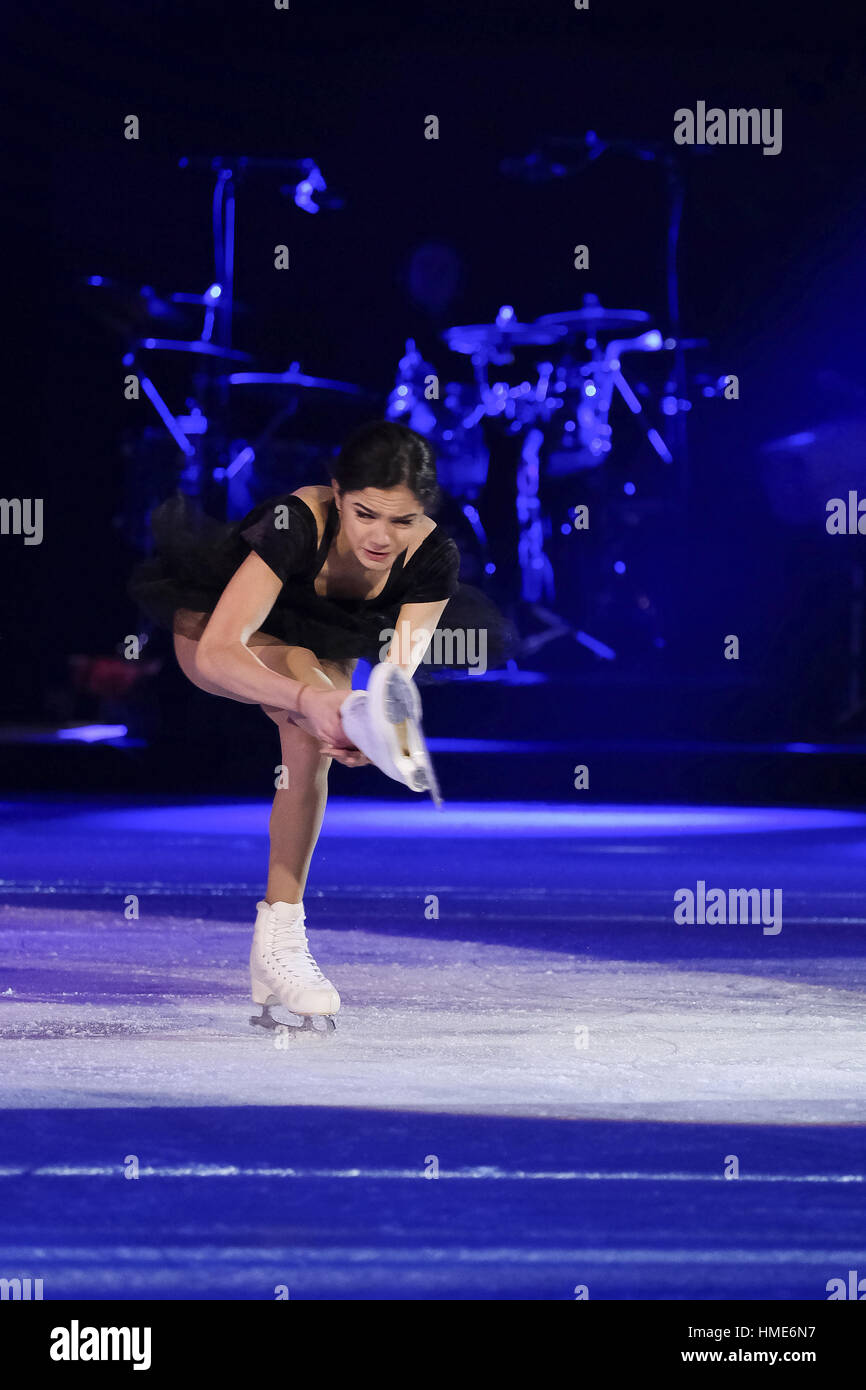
3, 0, 866, 755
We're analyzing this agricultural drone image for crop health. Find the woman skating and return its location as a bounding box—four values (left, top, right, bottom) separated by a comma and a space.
130, 421, 500, 1032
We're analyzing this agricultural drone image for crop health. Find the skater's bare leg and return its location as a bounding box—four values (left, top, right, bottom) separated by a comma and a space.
173, 610, 352, 732
260, 651, 354, 905
173, 612, 355, 903
264, 719, 330, 905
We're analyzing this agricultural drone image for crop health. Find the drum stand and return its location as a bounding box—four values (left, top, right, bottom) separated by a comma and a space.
515, 425, 617, 662
467, 338, 619, 664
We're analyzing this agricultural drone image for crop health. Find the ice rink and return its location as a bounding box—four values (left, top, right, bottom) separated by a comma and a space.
1, 796, 864, 1298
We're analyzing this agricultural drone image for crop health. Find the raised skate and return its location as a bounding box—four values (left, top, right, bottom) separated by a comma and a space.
249, 899, 339, 1037
339, 662, 442, 806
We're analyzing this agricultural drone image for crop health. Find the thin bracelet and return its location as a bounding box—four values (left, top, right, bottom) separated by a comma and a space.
295, 682, 311, 718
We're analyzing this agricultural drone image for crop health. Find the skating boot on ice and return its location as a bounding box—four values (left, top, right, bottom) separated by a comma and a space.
249, 899, 339, 1035
340, 662, 442, 806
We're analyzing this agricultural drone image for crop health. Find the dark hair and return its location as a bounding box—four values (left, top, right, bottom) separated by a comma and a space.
331, 420, 441, 510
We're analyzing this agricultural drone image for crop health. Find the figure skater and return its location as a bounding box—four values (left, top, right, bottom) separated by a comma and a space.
129, 421, 505, 1034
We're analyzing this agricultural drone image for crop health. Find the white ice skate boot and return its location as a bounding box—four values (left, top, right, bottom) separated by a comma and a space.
249, 899, 339, 1035
339, 662, 442, 806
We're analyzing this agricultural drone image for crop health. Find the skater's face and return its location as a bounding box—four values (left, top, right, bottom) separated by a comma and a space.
333, 482, 425, 569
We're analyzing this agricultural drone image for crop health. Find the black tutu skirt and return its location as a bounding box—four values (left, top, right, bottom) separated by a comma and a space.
128, 492, 516, 676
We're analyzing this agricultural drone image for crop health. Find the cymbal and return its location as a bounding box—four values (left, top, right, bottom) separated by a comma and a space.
536, 306, 651, 334
228, 366, 367, 395
81, 276, 253, 334
78, 275, 188, 332
759, 418, 866, 470
663, 337, 709, 351
444, 320, 568, 355
170, 291, 249, 312
133, 337, 254, 362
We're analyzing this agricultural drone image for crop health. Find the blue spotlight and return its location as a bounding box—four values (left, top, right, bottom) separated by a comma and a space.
57, 724, 128, 743
294, 163, 326, 214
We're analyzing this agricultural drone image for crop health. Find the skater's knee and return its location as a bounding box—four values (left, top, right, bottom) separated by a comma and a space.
272, 714, 328, 771
260, 705, 320, 753
261, 702, 290, 726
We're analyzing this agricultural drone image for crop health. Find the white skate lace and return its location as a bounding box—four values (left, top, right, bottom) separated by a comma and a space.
269, 921, 329, 985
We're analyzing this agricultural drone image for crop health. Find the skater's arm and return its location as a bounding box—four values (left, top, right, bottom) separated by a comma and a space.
195, 553, 310, 712
384, 601, 449, 677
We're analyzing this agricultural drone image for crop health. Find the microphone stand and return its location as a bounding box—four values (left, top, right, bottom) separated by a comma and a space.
502, 133, 691, 506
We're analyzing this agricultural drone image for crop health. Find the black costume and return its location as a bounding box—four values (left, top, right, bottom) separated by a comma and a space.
129, 490, 510, 670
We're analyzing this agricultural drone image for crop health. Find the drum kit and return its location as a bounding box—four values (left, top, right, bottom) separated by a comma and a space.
385, 296, 716, 654
91, 150, 727, 665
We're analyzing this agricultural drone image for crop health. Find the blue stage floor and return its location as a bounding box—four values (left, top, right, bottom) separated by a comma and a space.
0, 796, 864, 1299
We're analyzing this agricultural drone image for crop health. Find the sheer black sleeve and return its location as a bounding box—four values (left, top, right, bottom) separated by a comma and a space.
238, 494, 318, 585
401, 533, 461, 604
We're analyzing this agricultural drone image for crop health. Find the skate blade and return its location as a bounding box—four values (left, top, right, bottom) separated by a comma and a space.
383, 670, 443, 806
395, 743, 443, 805
250, 1005, 336, 1036
426, 761, 443, 809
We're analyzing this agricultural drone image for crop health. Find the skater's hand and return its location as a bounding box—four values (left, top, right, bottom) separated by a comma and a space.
320, 743, 370, 767
295, 688, 370, 767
